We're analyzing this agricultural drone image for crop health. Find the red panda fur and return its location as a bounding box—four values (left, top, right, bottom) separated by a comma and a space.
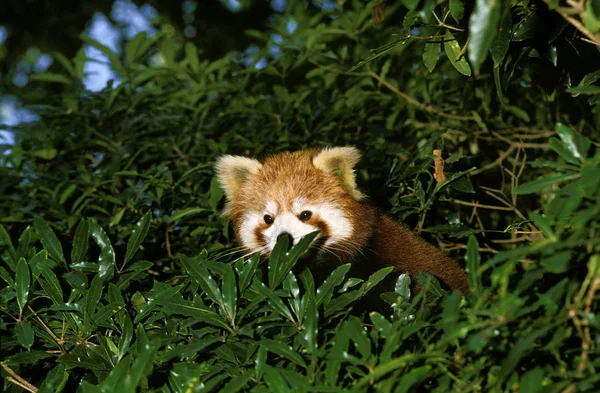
216, 147, 469, 295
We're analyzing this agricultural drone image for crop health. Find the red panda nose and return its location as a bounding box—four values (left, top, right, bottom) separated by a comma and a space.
277, 232, 294, 250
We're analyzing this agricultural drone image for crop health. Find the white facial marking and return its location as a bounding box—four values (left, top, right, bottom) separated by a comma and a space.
308, 203, 352, 246
239, 212, 261, 252
292, 197, 307, 214
265, 200, 278, 216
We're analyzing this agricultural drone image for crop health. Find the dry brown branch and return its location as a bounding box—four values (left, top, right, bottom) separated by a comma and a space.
471, 146, 515, 175
578, 277, 600, 372
549, 0, 600, 46
450, 199, 515, 211
1, 362, 38, 392
27, 305, 64, 348
433, 149, 446, 183
491, 131, 550, 149
442, 244, 499, 253
368, 72, 476, 121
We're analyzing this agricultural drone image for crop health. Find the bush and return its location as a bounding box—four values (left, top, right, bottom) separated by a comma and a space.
1, 1, 599, 392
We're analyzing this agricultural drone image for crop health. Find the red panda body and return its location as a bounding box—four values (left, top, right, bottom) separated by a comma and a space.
216, 147, 469, 295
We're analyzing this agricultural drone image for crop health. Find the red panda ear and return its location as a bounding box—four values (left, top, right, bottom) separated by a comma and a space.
312, 147, 365, 200
215, 155, 262, 199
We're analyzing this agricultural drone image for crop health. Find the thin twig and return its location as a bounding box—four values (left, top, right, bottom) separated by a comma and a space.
578, 277, 600, 372
368, 72, 476, 121
1, 362, 38, 392
27, 305, 64, 348
450, 199, 515, 211
471, 146, 515, 175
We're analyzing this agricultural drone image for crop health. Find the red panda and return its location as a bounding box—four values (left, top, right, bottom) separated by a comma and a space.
215, 147, 469, 295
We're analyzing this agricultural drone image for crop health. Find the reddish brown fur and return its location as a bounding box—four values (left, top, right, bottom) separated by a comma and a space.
224, 149, 469, 295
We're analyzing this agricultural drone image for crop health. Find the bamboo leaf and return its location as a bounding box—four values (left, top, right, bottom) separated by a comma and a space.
16, 257, 30, 317
34, 216, 67, 266
124, 211, 151, 267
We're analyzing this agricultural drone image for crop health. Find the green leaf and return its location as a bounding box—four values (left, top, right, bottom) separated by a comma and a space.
4, 351, 56, 365
87, 274, 105, 319
498, 323, 555, 384
541, 251, 570, 273
38, 364, 69, 393
166, 207, 209, 224
263, 365, 291, 393
95, 357, 131, 392
519, 367, 544, 393
123, 344, 156, 391
185, 42, 201, 73
71, 218, 90, 264
396, 365, 432, 393
394, 273, 411, 299
465, 235, 481, 294
0, 266, 15, 288
81, 35, 122, 71
16, 257, 30, 316
401, 0, 419, 10
52, 51, 75, 75
29, 72, 72, 85
126, 31, 147, 65
261, 339, 307, 368
567, 85, 600, 95
34, 216, 67, 266
209, 176, 224, 211
180, 252, 224, 308
490, 5, 513, 65
160, 336, 221, 363
315, 264, 351, 306
156, 296, 232, 331
16, 320, 35, 350
585, 0, 600, 33
221, 262, 238, 324
444, 31, 472, 76
556, 123, 590, 161
512, 13, 538, 41
124, 211, 151, 268
236, 253, 259, 295
449, 0, 465, 23
513, 173, 578, 194
253, 280, 295, 322
0, 225, 18, 271
38, 265, 64, 305
94, 302, 126, 325
423, 42, 440, 73
549, 137, 579, 165
301, 291, 318, 354
269, 231, 318, 289
468, 0, 502, 73
217, 370, 253, 393
30, 148, 58, 160
16, 226, 32, 260
89, 219, 115, 281
118, 315, 134, 362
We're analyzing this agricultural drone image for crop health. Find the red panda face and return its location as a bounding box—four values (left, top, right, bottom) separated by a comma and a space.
215, 147, 364, 257
238, 195, 352, 255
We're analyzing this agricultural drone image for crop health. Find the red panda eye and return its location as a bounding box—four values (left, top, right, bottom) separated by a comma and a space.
299, 211, 312, 222
264, 214, 274, 225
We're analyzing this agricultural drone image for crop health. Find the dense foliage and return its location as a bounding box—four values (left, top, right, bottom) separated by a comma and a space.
1, 0, 599, 392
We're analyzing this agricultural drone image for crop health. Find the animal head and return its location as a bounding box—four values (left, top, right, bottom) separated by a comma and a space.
215, 147, 365, 256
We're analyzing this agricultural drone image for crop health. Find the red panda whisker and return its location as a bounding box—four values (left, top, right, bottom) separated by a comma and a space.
316, 245, 345, 264
211, 246, 250, 262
